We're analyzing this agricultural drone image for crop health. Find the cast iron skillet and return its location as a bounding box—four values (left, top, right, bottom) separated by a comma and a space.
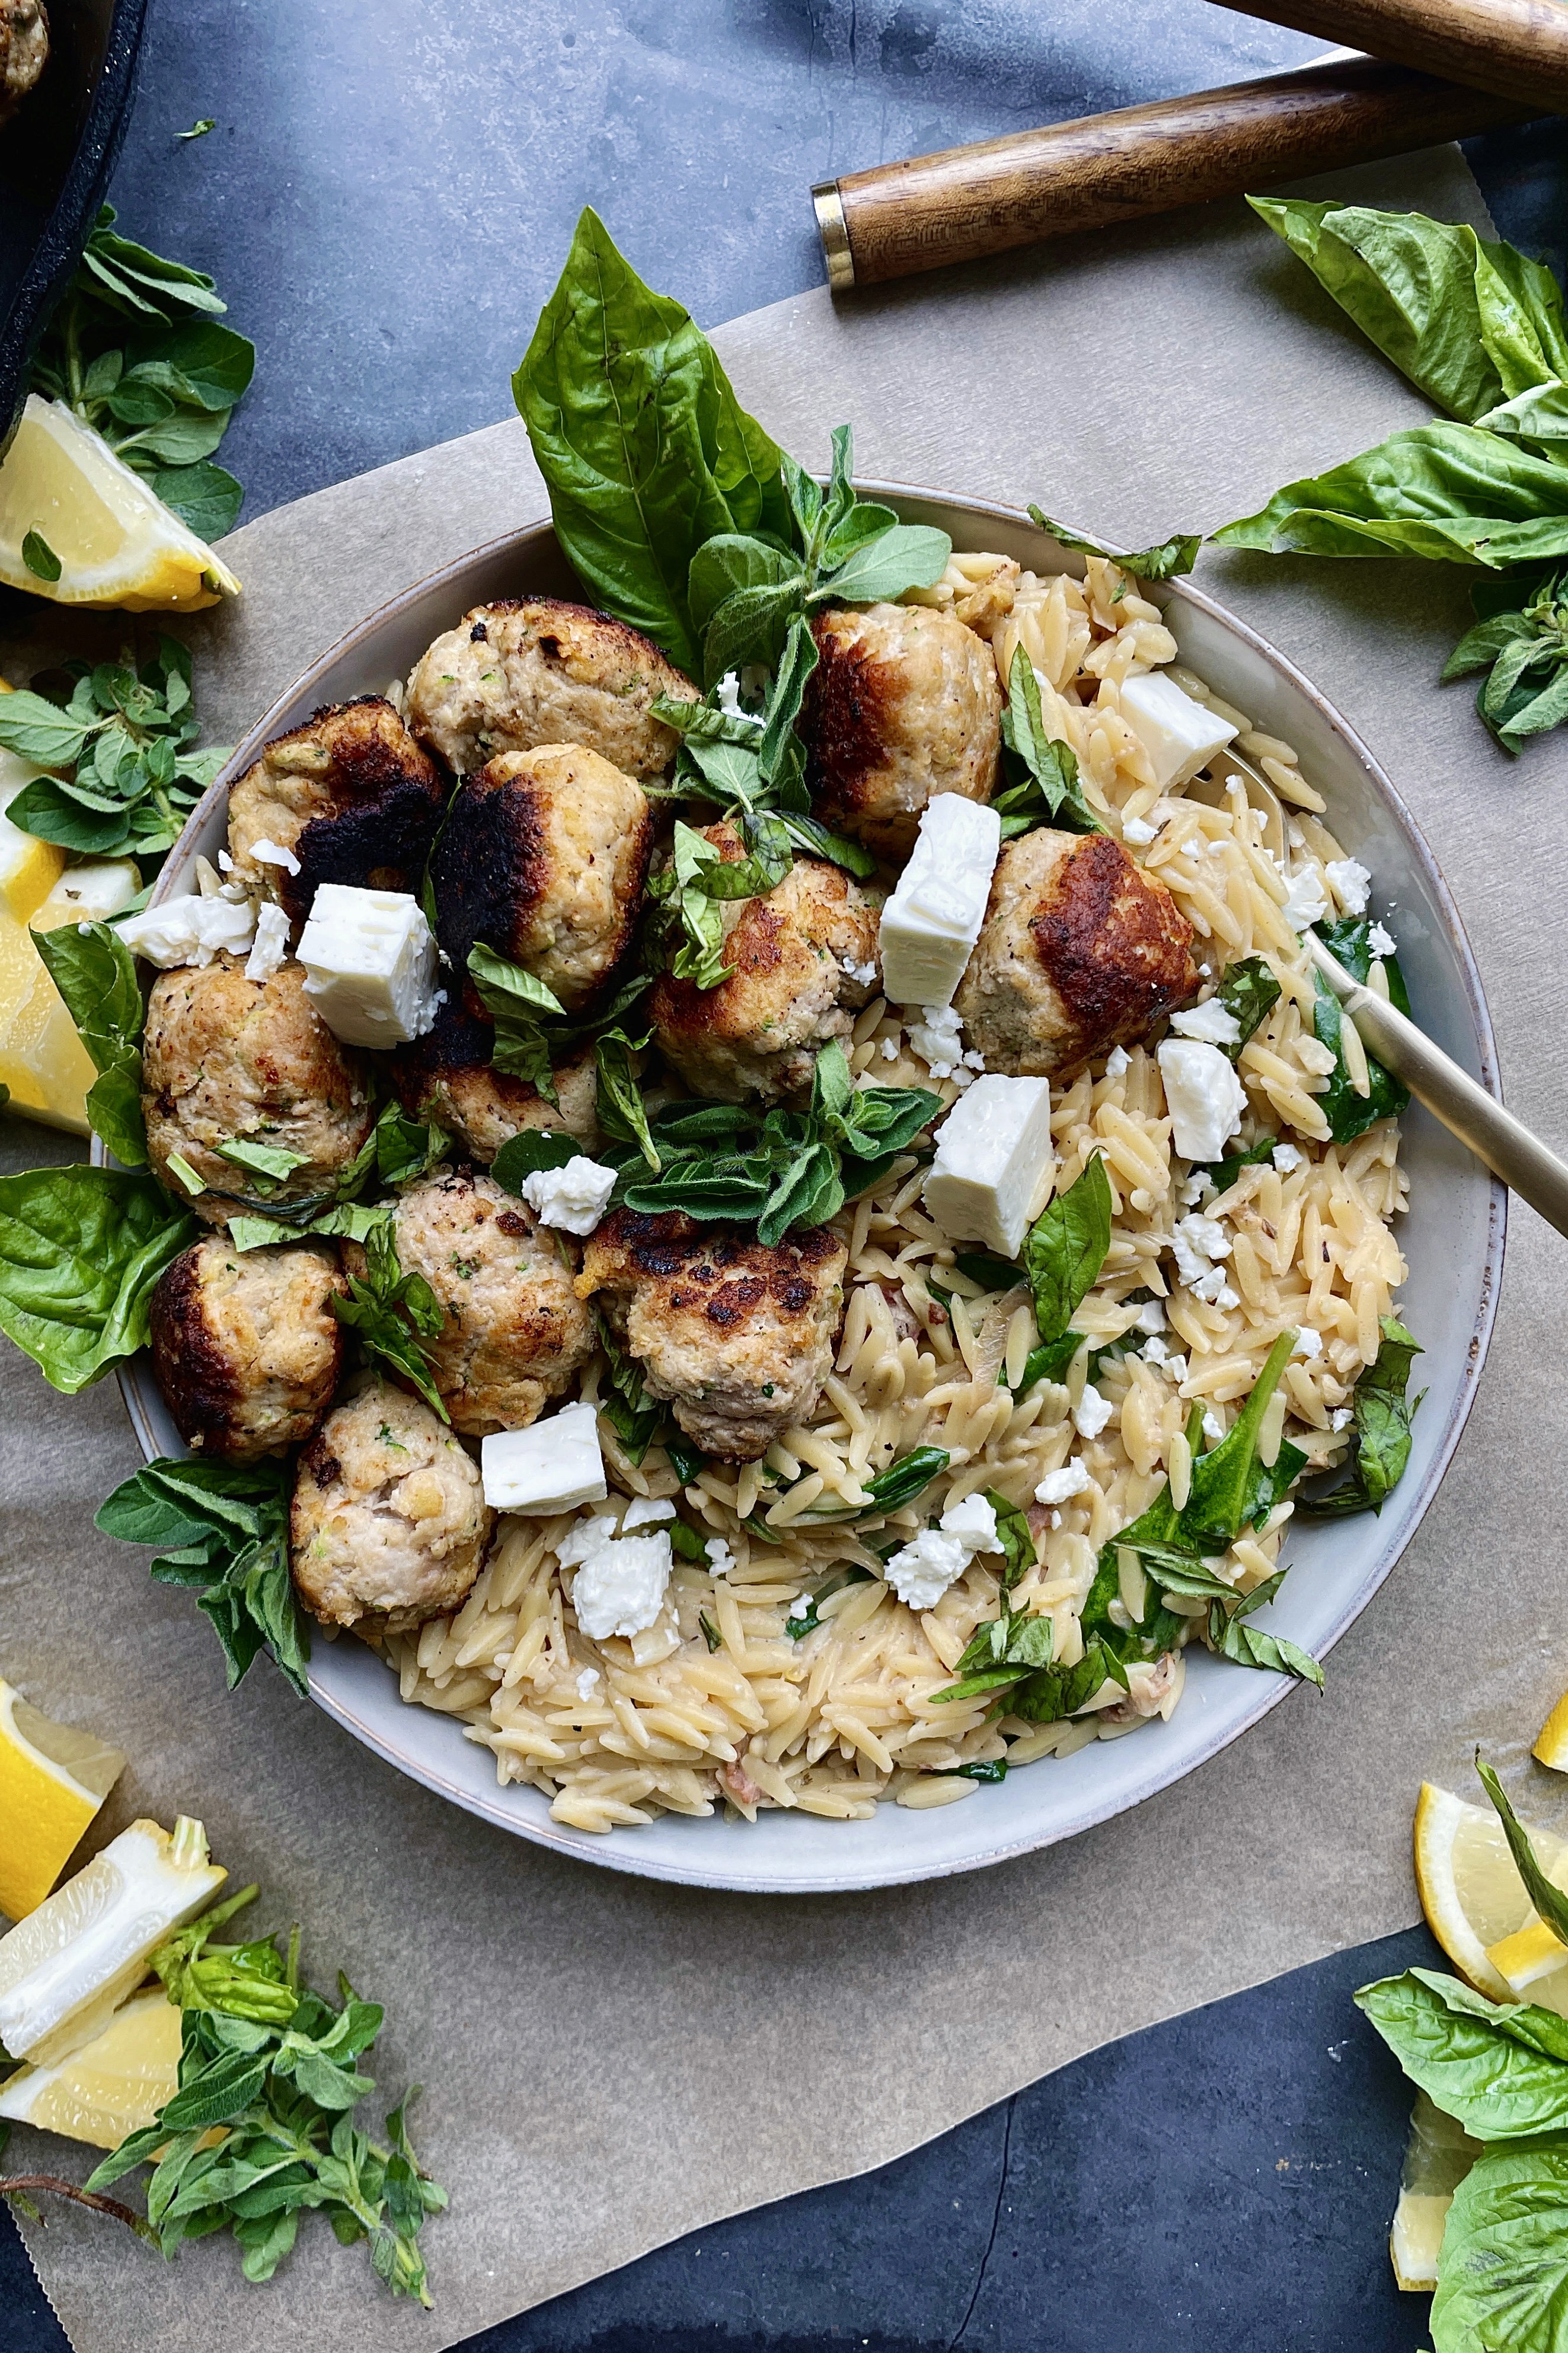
0, 0, 148, 450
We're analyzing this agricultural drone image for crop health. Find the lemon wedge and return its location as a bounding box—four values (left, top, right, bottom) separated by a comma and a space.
0, 1678, 124, 1921
1389, 2091, 1480, 2293
0, 395, 239, 611
0, 1986, 179, 2148
0, 853, 140, 1130
1412, 1781, 1568, 2001
0, 1816, 225, 2066
1486, 1917, 1568, 2012
0, 746, 65, 921
1535, 1693, 1568, 1773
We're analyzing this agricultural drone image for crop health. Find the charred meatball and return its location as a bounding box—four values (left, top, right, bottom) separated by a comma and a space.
431, 744, 651, 1014
142, 959, 373, 1224
364, 1168, 594, 1436
291, 1378, 492, 1635
149, 1238, 346, 1461
650, 820, 880, 1104
954, 828, 1198, 1079
576, 1211, 847, 1462
0, 0, 47, 122
799, 603, 1001, 858
226, 698, 448, 924
394, 1008, 600, 1165
406, 598, 695, 779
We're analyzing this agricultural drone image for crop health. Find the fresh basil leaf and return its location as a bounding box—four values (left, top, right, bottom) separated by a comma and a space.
214, 1138, 309, 1190
785, 1562, 874, 1640
864, 1445, 951, 1514
995, 645, 1102, 836
594, 1312, 663, 1465
30, 919, 149, 1164
1026, 506, 1200, 585
514, 208, 790, 675
1215, 956, 1280, 1056
1023, 1154, 1112, 1345
0, 1167, 193, 1393
758, 612, 819, 790
1180, 1330, 1296, 1550
1304, 1315, 1424, 1518
776, 812, 878, 877
1432, 2143, 1568, 2353
985, 1488, 1036, 1591
811, 521, 951, 607
663, 1431, 707, 1486
97, 1454, 308, 1695
490, 1129, 581, 1192
1205, 1133, 1277, 1193
595, 1027, 659, 1170
1356, 1966, 1568, 2141
467, 942, 566, 1096
330, 1222, 448, 1420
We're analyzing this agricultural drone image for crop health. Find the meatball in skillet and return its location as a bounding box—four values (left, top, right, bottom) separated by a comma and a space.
798, 602, 1001, 858
954, 828, 1198, 1080
226, 697, 448, 924
650, 820, 880, 1105
0, 0, 48, 123
431, 744, 651, 1015
405, 598, 695, 780
394, 1007, 600, 1166
150, 1238, 346, 1461
291, 1377, 492, 1636
576, 1211, 847, 1463
353, 1168, 594, 1436
142, 959, 373, 1224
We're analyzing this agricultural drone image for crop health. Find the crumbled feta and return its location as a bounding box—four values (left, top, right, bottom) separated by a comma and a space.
1157, 1039, 1247, 1164
1142, 1334, 1169, 1365
884, 1491, 1004, 1611
1163, 1352, 1189, 1385
939, 1493, 1002, 1554
621, 1495, 676, 1530
1121, 816, 1159, 847
1179, 1171, 1216, 1208
575, 1667, 602, 1701
924, 1074, 1055, 1258
878, 793, 1002, 1008
1291, 1327, 1323, 1359
1325, 857, 1371, 915
296, 884, 442, 1047
244, 901, 290, 984
519, 1154, 618, 1237
217, 849, 234, 873
704, 1535, 737, 1577
1133, 1299, 1166, 1334
1272, 1142, 1304, 1173
1170, 997, 1241, 1048
117, 892, 257, 969
844, 957, 879, 988
1034, 1461, 1090, 1505
1181, 838, 1204, 858
1368, 921, 1397, 960
716, 671, 764, 727
1074, 1384, 1113, 1440
1104, 1045, 1131, 1078
250, 835, 302, 876
909, 1002, 985, 1087
1330, 1406, 1354, 1431
1170, 1212, 1231, 1288
1192, 1270, 1239, 1310
1202, 1409, 1224, 1444
1119, 671, 1237, 790
481, 1400, 607, 1514
880, 1035, 901, 1061
560, 1520, 673, 1641
1279, 862, 1330, 931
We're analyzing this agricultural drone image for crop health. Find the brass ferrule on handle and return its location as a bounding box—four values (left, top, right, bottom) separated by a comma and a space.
812, 56, 1535, 292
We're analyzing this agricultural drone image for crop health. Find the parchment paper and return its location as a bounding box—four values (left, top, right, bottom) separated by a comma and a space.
8, 143, 1568, 2352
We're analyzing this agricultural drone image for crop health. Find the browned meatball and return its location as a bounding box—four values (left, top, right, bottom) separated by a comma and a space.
799, 603, 1001, 857
954, 828, 1199, 1079
0, 0, 47, 121
394, 1010, 600, 1165
149, 1238, 346, 1461
576, 1211, 847, 1462
226, 698, 448, 925
650, 820, 880, 1104
430, 743, 652, 1016
291, 1378, 492, 1636
142, 960, 374, 1224
405, 598, 695, 778
362, 1168, 595, 1436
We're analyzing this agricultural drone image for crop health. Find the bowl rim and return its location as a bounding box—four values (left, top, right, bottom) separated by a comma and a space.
116, 484, 1508, 1892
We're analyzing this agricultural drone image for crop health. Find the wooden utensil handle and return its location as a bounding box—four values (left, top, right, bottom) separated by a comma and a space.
1209, 0, 1568, 115
814, 58, 1534, 292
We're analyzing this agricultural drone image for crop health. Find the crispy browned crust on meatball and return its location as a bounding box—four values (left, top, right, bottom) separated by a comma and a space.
954, 828, 1198, 1080
576, 1210, 847, 1462
650, 820, 879, 1103
142, 959, 374, 1224
799, 602, 1001, 857
405, 598, 695, 778
226, 697, 449, 924
150, 1238, 346, 1461
0, 0, 48, 118
393, 1007, 601, 1163
429, 743, 652, 1016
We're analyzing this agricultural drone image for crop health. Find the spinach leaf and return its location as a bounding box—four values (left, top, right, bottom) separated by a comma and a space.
1008, 1330, 1087, 1395
1022, 1154, 1112, 1345
1433, 2144, 1568, 2353
1180, 1329, 1297, 1550
1304, 1315, 1424, 1518
0, 1167, 193, 1392
1215, 956, 1280, 1056
937, 1757, 1010, 1783
97, 1455, 307, 1695
955, 1247, 1025, 1293
1206, 1569, 1323, 1688
1477, 1755, 1568, 1958
1355, 1966, 1568, 2140
785, 1563, 873, 1640
490, 1128, 581, 1192
330, 1222, 448, 1419
1312, 917, 1412, 1145
30, 918, 148, 1164
931, 1604, 1056, 1705
1026, 506, 1201, 586
595, 1313, 664, 1466
1205, 1133, 1277, 1193
795, 1444, 952, 1525
513, 207, 790, 675
594, 1027, 659, 1170
993, 645, 1102, 837
663, 1430, 707, 1487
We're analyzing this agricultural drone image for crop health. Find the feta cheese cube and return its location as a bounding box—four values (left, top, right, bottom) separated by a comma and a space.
1119, 672, 1237, 791
481, 1400, 607, 1514
1168, 997, 1241, 1048
518, 1155, 618, 1237
878, 793, 1001, 1008
296, 884, 440, 1048
118, 892, 257, 969
924, 1074, 1055, 1258
1157, 1039, 1246, 1165
558, 1519, 673, 1640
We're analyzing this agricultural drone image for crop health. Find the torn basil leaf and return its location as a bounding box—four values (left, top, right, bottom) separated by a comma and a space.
1302, 1315, 1423, 1517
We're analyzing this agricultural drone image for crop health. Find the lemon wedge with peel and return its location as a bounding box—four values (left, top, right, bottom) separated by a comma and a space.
0, 853, 140, 1130
1412, 1781, 1568, 2001
1390, 2091, 1481, 2293
0, 1679, 124, 1921
0, 1986, 179, 2148
0, 395, 239, 611
0, 1816, 225, 2065
1535, 1692, 1568, 1773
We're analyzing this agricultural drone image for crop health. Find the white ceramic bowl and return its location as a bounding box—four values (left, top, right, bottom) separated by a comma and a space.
116, 490, 1506, 1894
